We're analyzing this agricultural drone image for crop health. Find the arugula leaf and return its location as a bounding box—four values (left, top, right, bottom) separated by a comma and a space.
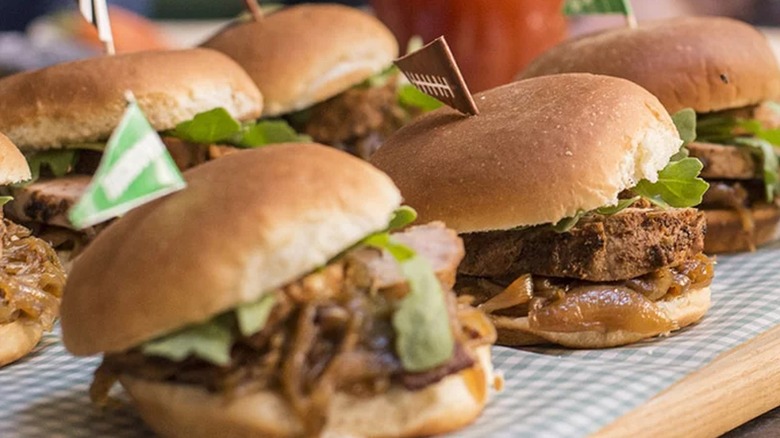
734, 137, 779, 202
595, 196, 640, 215
632, 158, 709, 208
27, 150, 78, 181
363, 233, 454, 372
142, 314, 234, 366
239, 120, 310, 148
398, 84, 444, 112
388, 206, 418, 231
551, 211, 585, 233
0, 196, 13, 206
236, 293, 277, 337
171, 108, 241, 144
671, 108, 697, 146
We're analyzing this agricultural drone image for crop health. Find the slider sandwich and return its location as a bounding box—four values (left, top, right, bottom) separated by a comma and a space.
0, 48, 270, 257
521, 17, 780, 253
201, 3, 441, 159
61, 144, 496, 437
0, 133, 65, 367
371, 74, 713, 348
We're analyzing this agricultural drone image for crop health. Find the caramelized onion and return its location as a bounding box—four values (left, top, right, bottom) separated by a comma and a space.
625, 268, 674, 301
478, 274, 533, 314
0, 220, 65, 330
529, 286, 676, 335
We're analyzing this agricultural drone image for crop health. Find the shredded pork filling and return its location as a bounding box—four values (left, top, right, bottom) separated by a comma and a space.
0, 219, 65, 327
90, 224, 495, 435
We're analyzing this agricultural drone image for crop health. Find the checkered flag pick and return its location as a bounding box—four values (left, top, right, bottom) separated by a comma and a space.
78, 0, 115, 54
68, 96, 186, 229
394, 36, 479, 116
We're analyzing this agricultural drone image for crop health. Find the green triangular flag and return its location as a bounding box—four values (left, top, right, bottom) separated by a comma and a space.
69, 101, 186, 229
563, 0, 633, 16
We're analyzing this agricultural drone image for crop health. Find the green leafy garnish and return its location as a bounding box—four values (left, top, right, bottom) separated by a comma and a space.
239, 120, 309, 148
236, 293, 277, 337
170, 108, 308, 148
595, 196, 640, 215
172, 108, 241, 144
398, 84, 444, 112
0, 196, 13, 206
632, 158, 709, 208
551, 211, 585, 233
27, 150, 78, 181
734, 137, 780, 201
388, 205, 418, 230
142, 314, 234, 366
363, 232, 454, 372
671, 108, 697, 146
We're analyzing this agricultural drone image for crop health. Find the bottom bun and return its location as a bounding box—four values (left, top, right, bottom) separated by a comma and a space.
491, 286, 711, 349
0, 319, 43, 367
120, 345, 493, 438
704, 205, 780, 254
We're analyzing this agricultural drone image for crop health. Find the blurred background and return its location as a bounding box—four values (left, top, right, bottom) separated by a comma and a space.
2, 0, 780, 91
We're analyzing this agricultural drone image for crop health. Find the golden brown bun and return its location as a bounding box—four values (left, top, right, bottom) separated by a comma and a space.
0, 49, 263, 150
703, 205, 780, 253
370, 74, 682, 233
0, 133, 31, 184
202, 4, 397, 117
520, 17, 780, 114
61, 144, 401, 355
120, 345, 493, 438
491, 286, 710, 348
0, 319, 43, 367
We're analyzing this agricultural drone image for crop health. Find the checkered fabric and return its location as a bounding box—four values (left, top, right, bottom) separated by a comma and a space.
3, 245, 780, 437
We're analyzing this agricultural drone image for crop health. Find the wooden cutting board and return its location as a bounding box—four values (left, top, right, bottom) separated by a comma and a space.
595, 324, 780, 437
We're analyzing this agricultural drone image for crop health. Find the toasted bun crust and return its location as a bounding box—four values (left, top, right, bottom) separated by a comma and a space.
61, 144, 402, 355
0, 319, 43, 367
370, 74, 682, 233
491, 286, 711, 348
119, 345, 492, 438
0, 133, 31, 185
202, 4, 397, 117
0, 49, 263, 150
520, 17, 780, 114
703, 205, 780, 254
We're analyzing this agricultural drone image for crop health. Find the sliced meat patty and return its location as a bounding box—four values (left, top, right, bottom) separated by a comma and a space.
346, 221, 464, 292
7, 175, 91, 229
688, 142, 756, 180
459, 208, 706, 282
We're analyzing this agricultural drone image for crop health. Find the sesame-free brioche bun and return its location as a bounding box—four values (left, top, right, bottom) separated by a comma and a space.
61, 144, 401, 356
704, 205, 780, 254
0, 319, 43, 367
0, 48, 263, 150
491, 286, 711, 348
119, 345, 492, 438
201, 4, 398, 117
370, 74, 683, 233
0, 133, 31, 184
519, 17, 780, 114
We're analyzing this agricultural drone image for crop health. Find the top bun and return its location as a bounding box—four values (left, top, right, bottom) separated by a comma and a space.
520, 17, 780, 114
370, 74, 681, 233
61, 144, 402, 355
201, 4, 398, 117
0, 48, 263, 150
0, 133, 31, 185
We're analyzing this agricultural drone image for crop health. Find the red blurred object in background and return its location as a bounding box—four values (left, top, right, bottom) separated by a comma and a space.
371, 0, 567, 92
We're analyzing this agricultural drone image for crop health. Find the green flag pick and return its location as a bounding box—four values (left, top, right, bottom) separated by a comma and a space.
68, 97, 186, 229
563, 0, 637, 28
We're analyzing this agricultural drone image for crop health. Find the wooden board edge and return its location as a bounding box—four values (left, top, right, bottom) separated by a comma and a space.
594, 324, 780, 438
